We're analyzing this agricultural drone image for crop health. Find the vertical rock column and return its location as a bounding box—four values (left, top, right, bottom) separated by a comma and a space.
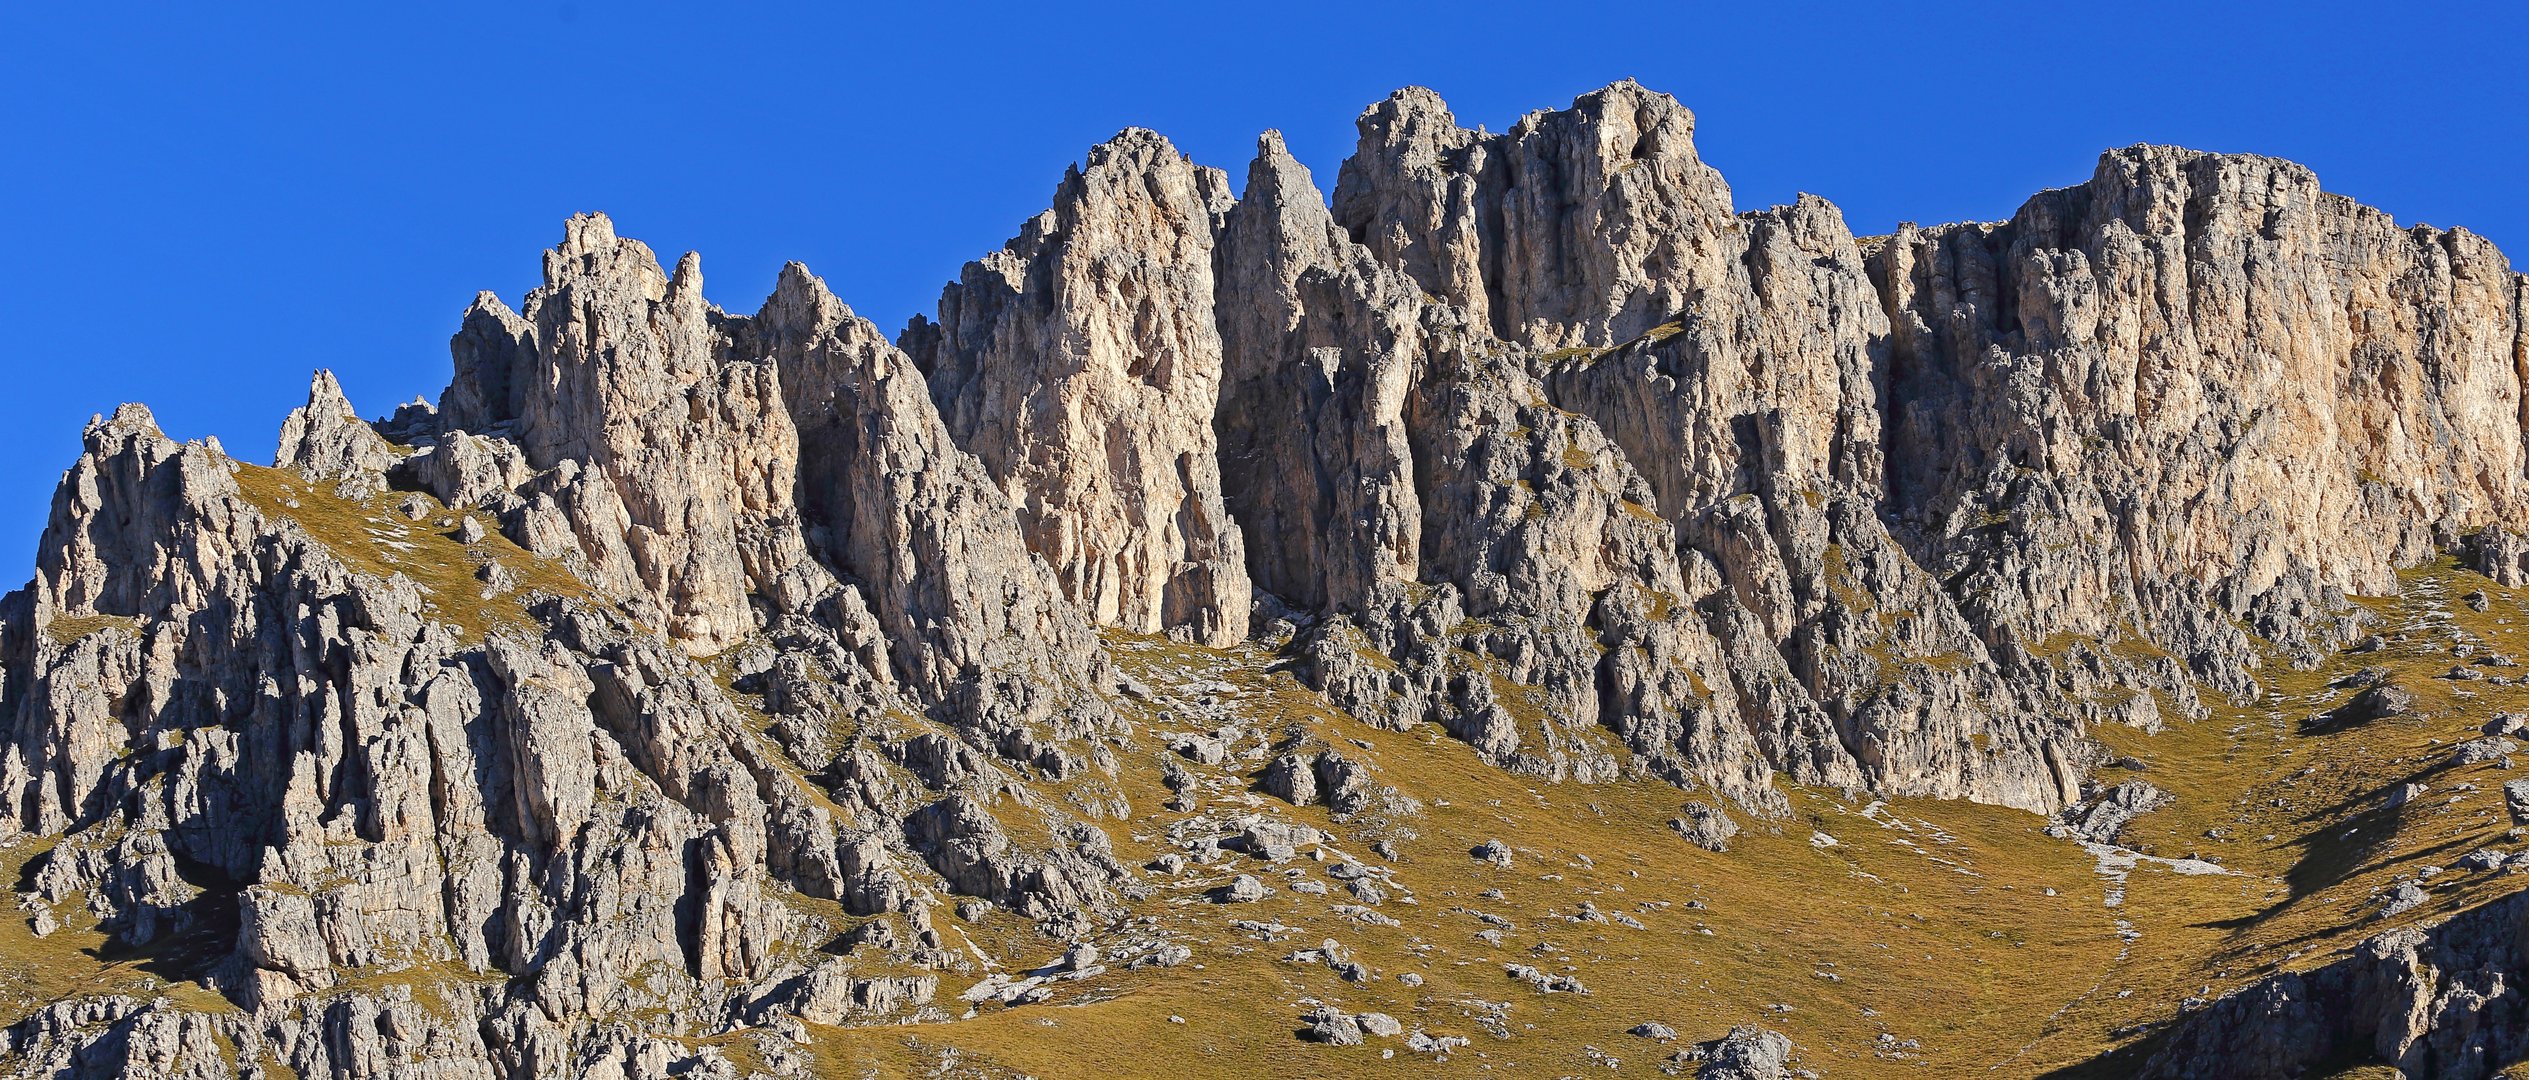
908, 130, 1251, 646
1213, 131, 1427, 614
751, 263, 1114, 735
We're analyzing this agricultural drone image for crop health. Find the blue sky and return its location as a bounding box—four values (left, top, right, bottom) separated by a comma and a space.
4, 2, 2523, 572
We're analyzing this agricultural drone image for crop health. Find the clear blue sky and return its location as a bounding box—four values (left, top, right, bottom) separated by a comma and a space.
4, 2, 2523, 573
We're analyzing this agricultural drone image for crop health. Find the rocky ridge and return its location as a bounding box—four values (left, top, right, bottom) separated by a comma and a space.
0, 79, 2524, 1079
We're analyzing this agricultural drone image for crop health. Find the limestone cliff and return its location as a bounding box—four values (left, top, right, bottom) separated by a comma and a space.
906, 130, 1252, 647
2, 80, 2524, 1080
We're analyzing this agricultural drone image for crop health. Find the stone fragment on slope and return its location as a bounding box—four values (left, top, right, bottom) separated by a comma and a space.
1504, 963, 1590, 994
2452, 736, 2518, 765
1670, 801, 1740, 853
1216, 873, 1272, 903
1690, 1025, 1796, 1080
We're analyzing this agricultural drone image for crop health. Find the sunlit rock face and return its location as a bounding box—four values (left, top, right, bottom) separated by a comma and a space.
1, 79, 2524, 1079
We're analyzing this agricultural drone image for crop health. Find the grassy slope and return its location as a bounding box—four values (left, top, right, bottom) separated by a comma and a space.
815, 560, 2529, 1079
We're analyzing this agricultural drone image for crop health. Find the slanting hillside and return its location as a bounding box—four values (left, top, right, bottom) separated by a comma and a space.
3, 81, 2526, 1080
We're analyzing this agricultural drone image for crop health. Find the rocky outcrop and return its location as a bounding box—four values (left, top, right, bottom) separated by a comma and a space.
2138, 888, 2529, 1079
907, 130, 1251, 646
0, 324, 1112, 1077
1214, 131, 1427, 615
743, 262, 1115, 738
1542, 193, 2081, 809
1867, 145, 2527, 695
1300, 83, 2085, 809
424, 213, 836, 654
2466, 527, 2529, 588
275, 369, 401, 494
1331, 79, 1740, 351
1397, 348, 1778, 804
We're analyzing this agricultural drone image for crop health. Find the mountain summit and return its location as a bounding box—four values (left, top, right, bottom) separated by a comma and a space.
3, 82, 2525, 1079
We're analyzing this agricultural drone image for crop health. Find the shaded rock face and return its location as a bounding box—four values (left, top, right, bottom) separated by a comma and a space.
1214, 131, 1427, 615
907, 129, 1252, 647
2138, 888, 2529, 1079
2467, 527, 2529, 587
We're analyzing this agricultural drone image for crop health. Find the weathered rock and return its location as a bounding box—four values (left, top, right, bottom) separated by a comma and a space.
1318, 81, 2086, 812
904, 793, 1121, 937
1217, 874, 1271, 904
907, 130, 1250, 645
1304, 1007, 1364, 1045
1260, 751, 1320, 807
1670, 801, 1740, 853
744, 262, 1116, 735
1696, 1025, 1795, 1080
748, 963, 935, 1026
1504, 962, 1590, 994
2140, 889, 2529, 1078
8, 78, 2529, 1080
1333, 80, 1736, 350
1216, 131, 1426, 614
2049, 781, 2175, 845
0, 405, 889, 1073
429, 213, 839, 653
2333, 684, 2419, 726
2467, 527, 2529, 587
2379, 882, 2430, 918
2455, 737, 2520, 766
275, 369, 401, 495
1869, 145, 2523, 701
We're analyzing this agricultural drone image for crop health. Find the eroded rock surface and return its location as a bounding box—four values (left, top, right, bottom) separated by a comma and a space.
907, 130, 1251, 646
4, 78, 2527, 1080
